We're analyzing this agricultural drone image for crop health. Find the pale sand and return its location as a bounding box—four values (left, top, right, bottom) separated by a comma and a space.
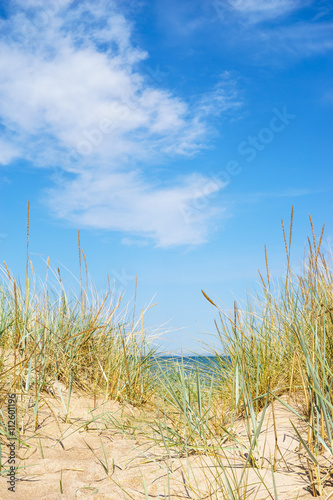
1, 385, 333, 499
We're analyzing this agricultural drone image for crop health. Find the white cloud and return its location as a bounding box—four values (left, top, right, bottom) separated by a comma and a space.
0, 138, 19, 165
46, 170, 225, 247
198, 72, 243, 118
0, 0, 241, 246
214, 1, 333, 59
225, 0, 309, 22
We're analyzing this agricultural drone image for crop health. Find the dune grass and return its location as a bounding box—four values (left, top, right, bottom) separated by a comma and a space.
0, 207, 159, 436
1, 206, 333, 498
126, 209, 333, 498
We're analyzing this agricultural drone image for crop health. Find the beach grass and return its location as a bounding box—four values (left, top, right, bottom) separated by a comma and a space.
0, 206, 333, 498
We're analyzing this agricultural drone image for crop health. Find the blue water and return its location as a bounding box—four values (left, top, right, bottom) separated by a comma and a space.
151, 355, 229, 379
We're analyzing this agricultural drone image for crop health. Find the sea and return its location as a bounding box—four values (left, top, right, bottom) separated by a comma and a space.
151, 355, 228, 381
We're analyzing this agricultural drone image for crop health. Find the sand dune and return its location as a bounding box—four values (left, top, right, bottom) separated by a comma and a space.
1, 385, 332, 500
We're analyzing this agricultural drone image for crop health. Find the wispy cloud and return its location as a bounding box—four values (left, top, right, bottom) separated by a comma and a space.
0, 137, 19, 165
264, 21, 333, 56
224, 0, 308, 22
46, 171, 224, 247
0, 0, 242, 246
213, 0, 333, 60
197, 71, 243, 119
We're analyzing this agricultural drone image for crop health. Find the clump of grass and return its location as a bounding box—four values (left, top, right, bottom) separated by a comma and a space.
0, 205, 159, 456
197, 209, 333, 495
122, 209, 333, 498
0, 261, 157, 408
203, 211, 331, 416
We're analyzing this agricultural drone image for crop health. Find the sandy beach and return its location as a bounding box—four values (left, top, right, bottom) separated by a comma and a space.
1, 382, 333, 500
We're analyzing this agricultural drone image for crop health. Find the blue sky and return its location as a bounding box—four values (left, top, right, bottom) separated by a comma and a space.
0, 0, 332, 353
